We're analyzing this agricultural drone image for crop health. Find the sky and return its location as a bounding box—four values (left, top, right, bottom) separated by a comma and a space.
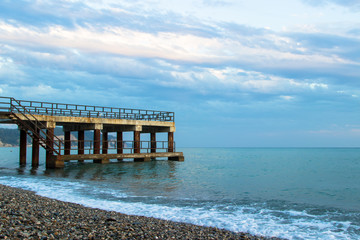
0, 0, 360, 147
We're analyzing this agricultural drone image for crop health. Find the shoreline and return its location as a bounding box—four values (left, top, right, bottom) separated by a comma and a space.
0, 184, 284, 239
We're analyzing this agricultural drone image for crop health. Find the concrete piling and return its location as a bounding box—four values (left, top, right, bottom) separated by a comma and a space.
19, 129, 27, 165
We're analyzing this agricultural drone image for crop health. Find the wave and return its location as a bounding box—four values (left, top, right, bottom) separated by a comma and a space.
0, 175, 359, 239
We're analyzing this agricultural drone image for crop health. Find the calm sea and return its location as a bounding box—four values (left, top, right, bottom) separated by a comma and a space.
0, 147, 360, 239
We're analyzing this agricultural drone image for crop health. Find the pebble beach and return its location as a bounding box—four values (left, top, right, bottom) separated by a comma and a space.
0, 184, 284, 240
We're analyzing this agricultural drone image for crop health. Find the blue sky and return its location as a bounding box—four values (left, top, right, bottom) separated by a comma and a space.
1, 0, 360, 147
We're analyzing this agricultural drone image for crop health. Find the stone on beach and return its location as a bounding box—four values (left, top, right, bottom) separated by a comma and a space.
0, 184, 284, 239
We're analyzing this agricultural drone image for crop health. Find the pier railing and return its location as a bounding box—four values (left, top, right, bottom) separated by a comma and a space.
0, 97, 174, 122
3, 97, 63, 155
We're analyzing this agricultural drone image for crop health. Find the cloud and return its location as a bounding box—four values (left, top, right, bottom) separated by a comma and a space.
0, 0, 90, 28
1, 0, 359, 94
279, 95, 295, 101
161, 66, 331, 97
1, 0, 360, 147
0, 3, 359, 110
201, 0, 232, 7
0, 21, 230, 64
302, 0, 360, 10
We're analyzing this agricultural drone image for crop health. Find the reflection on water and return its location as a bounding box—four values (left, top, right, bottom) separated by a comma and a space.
41, 160, 177, 180
41, 160, 180, 197
0, 147, 181, 197
38, 161, 176, 182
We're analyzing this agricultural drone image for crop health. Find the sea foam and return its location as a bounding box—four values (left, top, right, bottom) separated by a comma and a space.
0, 175, 357, 240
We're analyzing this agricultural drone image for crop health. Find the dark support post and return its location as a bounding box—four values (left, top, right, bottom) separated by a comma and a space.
94, 129, 101, 154
169, 155, 184, 161
133, 130, 148, 162
78, 130, 84, 163
117, 131, 123, 161
151, 132, 156, 153
102, 131, 108, 154
78, 130, 84, 154
64, 131, 71, 155
117, 131, 123, 154
31, 128, 40, 167
94, 128, 108, 164
168, 132, 174, 153
45, 128, 54, 166
19, 129, 27, 165
134, 131, 140, 154
134, 157, 151, 162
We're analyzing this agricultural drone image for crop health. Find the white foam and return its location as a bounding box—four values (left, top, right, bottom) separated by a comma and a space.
0, 176, 357, 240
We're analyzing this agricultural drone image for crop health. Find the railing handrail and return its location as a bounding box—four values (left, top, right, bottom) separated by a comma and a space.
9, 98, 63, 155
0, 96, 174, 122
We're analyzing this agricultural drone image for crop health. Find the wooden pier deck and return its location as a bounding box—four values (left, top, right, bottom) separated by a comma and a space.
0, 97, 184, 168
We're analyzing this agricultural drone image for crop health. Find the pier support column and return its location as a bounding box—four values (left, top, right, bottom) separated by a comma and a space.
78, 130, 84, 163
45, 128, 55, 168
134, 130, 140, 154
64, 131, 71, 155
169, 155, 185, 161
133, 126, 145, 162
31, 128, 40, 167
19, 129, 27, 165
102, 131, 108, 154
134, 157, 151, 162
151, 132, 156, 153
46, 155, 64, 169
93, 123, 106, 163
94, 129, 101, 154
117, 131, 123, 161
168, 132, 174, 153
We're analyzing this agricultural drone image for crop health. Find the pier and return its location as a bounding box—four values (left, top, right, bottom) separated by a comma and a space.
0, 97, 184, 168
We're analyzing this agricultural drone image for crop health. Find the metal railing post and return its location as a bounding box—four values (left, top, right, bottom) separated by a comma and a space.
9, 98, 14, 112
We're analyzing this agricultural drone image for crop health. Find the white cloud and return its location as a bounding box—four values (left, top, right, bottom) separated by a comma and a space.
0, 56, 28, 81
280, 95, 295, 101
0, 1, 359, 104
159, 66, 333, 97
0, 21, 230, 64
308, 83, 328, 89
1, 18, 356, 71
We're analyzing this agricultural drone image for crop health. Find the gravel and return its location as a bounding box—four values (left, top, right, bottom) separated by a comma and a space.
0, 184, 285, 239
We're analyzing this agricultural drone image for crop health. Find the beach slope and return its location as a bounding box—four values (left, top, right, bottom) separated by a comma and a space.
0, 184, 282, 239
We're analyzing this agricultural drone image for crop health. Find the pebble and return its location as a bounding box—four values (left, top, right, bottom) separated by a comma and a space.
0, 184, 286, 239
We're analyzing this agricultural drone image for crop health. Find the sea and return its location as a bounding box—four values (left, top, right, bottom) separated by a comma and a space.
0, 147, 359, 239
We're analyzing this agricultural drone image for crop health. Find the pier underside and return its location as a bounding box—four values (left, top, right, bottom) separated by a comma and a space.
48, 152, 184, 168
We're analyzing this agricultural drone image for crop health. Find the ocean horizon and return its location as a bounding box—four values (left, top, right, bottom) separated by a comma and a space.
0, 147, 359, 239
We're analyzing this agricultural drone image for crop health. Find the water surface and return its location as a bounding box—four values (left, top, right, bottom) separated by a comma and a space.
0, 147, 359, 239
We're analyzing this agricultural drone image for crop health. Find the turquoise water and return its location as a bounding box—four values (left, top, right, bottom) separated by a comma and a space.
0, 147, 360, 239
